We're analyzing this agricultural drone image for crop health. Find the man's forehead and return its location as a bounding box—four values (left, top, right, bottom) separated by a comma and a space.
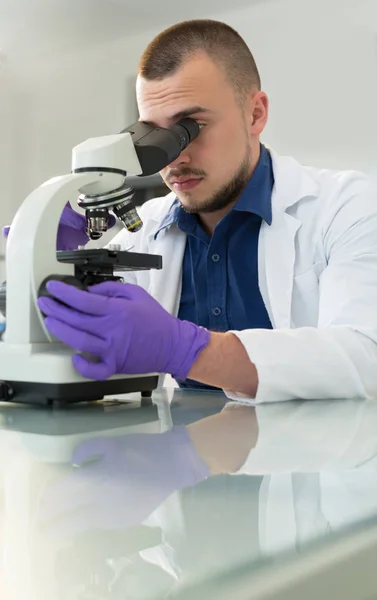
137, 71, 214, 100
137, 57, 226, 105
136, 77, 217, 123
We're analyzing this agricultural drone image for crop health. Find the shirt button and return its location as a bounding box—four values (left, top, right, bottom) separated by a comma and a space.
212, 307, 222, 316
211, 253, 220, 262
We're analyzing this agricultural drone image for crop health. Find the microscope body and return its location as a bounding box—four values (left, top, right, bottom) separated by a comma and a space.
0, 118, 199, 406
0, 136, 151, 406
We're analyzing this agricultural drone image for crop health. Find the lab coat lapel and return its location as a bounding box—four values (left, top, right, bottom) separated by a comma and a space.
147, 225, 187, 316
259, 151, 318, 328
259, 211, 300, 328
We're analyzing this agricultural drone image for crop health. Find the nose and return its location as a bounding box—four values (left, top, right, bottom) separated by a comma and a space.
167, 147, 191, 169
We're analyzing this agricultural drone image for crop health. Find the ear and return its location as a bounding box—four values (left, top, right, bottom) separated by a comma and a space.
246, 91, 269, 136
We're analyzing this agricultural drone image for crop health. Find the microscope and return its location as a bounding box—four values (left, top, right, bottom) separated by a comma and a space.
0, 118, 200, 406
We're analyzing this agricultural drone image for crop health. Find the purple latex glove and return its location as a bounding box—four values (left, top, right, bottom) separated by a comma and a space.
37, 426, 209, 539
2, 203, 115, 251
56, 202, 89, 250
37, 280, 210, 380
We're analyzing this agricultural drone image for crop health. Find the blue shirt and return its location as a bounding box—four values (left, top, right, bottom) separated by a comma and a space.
155, 144, 274, 389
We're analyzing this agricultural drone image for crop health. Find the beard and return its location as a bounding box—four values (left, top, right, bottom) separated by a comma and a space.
177, 143, 252, 215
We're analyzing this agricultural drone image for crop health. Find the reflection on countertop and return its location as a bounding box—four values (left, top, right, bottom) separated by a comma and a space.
0, 388, 377, 599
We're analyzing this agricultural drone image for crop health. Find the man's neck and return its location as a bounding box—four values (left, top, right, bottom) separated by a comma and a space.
197, 201, 238, 237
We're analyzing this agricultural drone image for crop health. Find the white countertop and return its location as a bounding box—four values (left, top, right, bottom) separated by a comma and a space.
1, 388, 377, 599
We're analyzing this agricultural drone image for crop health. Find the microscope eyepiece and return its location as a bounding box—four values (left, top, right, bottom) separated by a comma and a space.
121, 117, 201, 176
170, 118, 201, 151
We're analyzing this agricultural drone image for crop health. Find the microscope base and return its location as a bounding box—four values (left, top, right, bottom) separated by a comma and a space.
0, 375, 158, 407
0, 342, 159, 406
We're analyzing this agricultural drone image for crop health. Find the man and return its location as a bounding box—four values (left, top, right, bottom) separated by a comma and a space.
35, 20, 377, 403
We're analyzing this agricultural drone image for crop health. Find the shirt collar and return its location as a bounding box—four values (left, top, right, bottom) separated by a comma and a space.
154, 197, 181, 240
154, 144, 273, 239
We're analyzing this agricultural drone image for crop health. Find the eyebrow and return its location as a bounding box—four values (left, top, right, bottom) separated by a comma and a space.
169, 106, 212, 121
141, 106, 212, 128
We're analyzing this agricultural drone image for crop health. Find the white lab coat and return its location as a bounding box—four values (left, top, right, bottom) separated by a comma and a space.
233, 398, 377, 555
141, 398, 377, 579
110, 149, 377, 403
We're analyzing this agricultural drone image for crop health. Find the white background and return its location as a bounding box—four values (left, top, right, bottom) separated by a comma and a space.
1, 0, 377, 278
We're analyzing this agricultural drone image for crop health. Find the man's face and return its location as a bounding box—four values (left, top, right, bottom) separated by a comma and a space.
136, 53, 268, 214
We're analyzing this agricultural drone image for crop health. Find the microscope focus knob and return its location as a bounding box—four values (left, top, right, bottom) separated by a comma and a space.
38, 275, 88, 305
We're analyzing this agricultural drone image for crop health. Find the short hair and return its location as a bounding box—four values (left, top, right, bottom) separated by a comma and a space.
138, 20, 261, 102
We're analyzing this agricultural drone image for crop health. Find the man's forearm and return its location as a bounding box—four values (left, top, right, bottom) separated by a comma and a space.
187, 404, 258, 475
188, 332, 259, 396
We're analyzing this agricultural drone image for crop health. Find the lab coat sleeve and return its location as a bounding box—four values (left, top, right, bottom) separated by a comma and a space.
225, 399, 377, 475
226, 186, 377, 404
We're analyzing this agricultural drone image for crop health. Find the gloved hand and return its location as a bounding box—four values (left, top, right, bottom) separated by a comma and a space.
55, 202, 90, 250
37, 280, 210, 380
37, 426, 210, 539
2, 203, 115, 251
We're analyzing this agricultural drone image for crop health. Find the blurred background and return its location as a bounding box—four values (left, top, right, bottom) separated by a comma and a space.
1, 0, 377, 279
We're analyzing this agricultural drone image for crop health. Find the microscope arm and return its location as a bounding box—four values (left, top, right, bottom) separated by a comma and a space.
6, 171, 107, 346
